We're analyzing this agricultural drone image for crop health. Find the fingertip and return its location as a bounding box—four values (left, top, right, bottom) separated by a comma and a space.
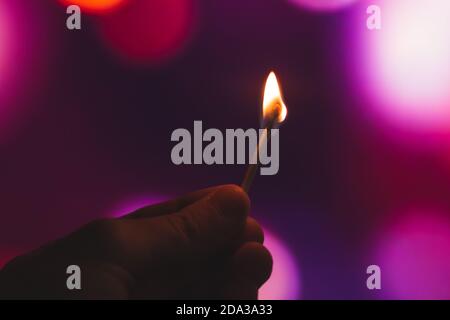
210, 185, 250, 221
231, 242, 273, 288
244, 217, 264, 244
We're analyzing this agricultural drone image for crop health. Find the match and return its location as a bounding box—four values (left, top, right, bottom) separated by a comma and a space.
241, 72, 287, 193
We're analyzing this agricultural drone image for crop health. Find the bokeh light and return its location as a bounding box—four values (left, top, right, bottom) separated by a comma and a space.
374, 210, 450, 299
289, 0, 359, 12
0, 0, 50, 144
0, 5, 10, 77
353, 0, 450, 137
0, 1, 13, 103
59, 0, 127, 14
97, 0, 196, 66
259, 228, 301, 300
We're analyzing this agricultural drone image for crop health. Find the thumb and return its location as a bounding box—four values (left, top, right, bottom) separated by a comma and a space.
71, 185, 250, 276
127, 185, 251, 298
168, 185, 250, 256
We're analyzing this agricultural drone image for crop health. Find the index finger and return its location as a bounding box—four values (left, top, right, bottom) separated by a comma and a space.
120, 185, 234, 220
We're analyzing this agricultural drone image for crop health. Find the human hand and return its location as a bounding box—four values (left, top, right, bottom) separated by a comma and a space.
0, 185, 272, 299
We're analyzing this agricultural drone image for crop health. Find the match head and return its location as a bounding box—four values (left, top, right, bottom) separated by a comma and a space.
264, 102, 283, 125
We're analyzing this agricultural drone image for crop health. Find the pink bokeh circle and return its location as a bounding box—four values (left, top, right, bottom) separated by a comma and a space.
259, 228, 301, 300
289, 0, 359, 12
373, 210, 450, 299
0, 0, 50, 144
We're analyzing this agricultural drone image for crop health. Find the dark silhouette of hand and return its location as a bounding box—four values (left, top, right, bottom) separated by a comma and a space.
0, 185, 272, 299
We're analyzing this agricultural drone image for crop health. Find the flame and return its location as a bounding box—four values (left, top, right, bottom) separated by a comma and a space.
263, 72, 287, 124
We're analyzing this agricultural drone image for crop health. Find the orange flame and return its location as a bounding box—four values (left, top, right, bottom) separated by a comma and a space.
263, 72, 287, 124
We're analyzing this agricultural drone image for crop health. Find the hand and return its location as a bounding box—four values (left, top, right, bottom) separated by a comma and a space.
0, 185, 272, 299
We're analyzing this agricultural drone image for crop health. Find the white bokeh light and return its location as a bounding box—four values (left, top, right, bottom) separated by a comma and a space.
356, 0, 450, 133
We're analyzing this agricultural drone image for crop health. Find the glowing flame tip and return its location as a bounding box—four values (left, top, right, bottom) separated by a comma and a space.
263, 72, 287, 123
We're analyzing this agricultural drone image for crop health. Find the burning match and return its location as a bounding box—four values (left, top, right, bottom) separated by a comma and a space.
241, 71, 288, 193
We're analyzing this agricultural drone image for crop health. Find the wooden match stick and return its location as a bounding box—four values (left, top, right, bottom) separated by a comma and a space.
241, 118, 276, 193
241, 71, 287, 193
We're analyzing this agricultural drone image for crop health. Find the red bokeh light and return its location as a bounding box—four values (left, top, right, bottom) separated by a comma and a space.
97, 0, 196, 66
59, 0, 128, 14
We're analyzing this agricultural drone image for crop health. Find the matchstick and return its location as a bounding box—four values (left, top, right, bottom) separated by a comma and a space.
241, 71, 287, 193
241, 118, 275, 193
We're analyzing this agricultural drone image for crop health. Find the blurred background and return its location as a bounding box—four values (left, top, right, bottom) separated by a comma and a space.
1, 0, 450, 299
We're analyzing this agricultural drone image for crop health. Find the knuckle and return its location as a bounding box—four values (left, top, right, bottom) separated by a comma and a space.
82, 218, 124, 257
85, 218, 114, 238
164, 214, 195, 252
